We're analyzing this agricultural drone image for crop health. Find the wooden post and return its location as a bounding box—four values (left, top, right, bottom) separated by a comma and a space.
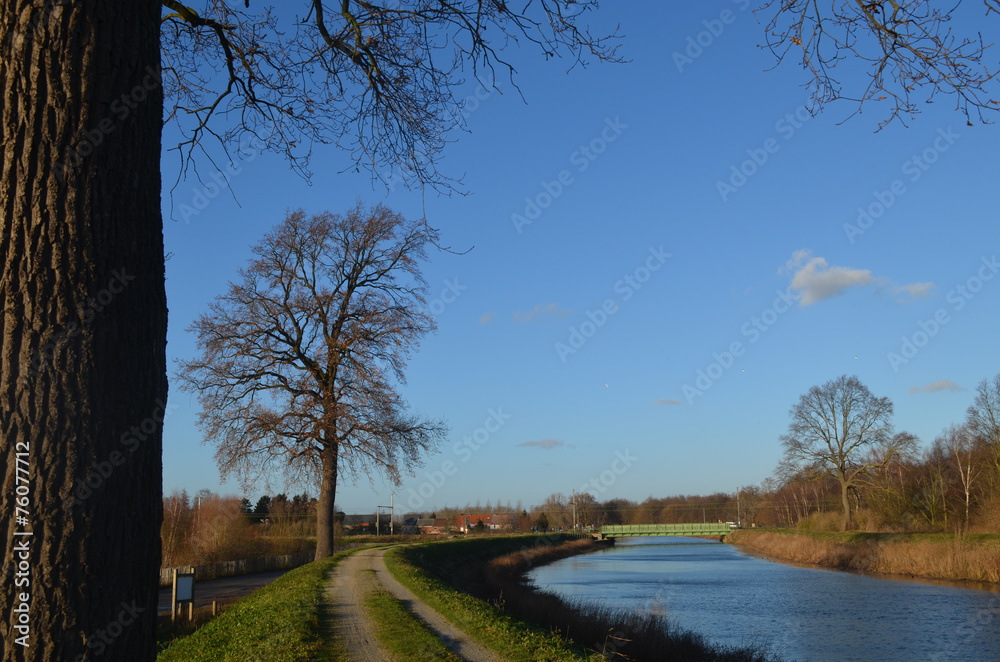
212, 600, 218, 616
170, 569, 178, 623
188, 602, 193, 620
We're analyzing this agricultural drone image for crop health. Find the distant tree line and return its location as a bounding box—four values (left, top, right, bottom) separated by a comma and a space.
524, 373, 1000, 534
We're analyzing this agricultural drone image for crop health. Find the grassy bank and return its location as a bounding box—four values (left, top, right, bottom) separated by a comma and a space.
361, 569, 463, 661
388, 534, 779, 662
386, 536, 603, 661
728, 529, 1000, 584
156, 548, 358, 662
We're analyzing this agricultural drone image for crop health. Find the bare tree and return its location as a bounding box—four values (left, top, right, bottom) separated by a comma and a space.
780, 375, 916, 530
938, 425, 982, 529
177, 203, 446, 559
760, 0, 1000, 129
2, 4, 618, 657
966, 373, 1000, 482
738, 484, 764, 526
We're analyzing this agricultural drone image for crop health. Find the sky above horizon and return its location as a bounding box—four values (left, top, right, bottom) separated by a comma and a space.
160, 3, 1000, 515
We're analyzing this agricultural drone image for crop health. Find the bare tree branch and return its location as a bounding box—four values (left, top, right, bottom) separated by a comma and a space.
159, 0, 624, 202
759, 0, 1000, 129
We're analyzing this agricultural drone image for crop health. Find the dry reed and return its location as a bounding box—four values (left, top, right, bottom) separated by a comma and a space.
730, 530, 1000, 584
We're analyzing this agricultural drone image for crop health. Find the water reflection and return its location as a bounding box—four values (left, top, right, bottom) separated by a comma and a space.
527, 537, 1000, 662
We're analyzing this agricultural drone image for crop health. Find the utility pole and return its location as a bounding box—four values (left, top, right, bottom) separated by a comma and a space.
376, 498, 394, 536
390, 493, 394, 536
736, 487, 741, 527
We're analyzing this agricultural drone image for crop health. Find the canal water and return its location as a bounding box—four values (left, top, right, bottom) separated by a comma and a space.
527, 537, 1000, 662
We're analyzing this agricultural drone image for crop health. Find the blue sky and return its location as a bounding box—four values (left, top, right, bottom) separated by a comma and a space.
160, 3, 1000, 514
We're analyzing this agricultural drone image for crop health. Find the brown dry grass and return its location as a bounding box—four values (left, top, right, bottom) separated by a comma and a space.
730, 530, 1000, 584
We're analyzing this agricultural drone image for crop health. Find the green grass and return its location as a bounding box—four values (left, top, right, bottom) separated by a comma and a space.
361, 569, 464, 661
156, 548, 358, 662
384, 537, 609, 662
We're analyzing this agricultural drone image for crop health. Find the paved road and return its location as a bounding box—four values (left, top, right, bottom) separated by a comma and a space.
157, 569, 291, 615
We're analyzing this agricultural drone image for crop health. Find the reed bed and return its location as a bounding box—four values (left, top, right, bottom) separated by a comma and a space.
729, 530, 1000, 584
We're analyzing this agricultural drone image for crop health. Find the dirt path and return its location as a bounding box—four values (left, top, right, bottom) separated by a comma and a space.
325, 546, 506, 662
324, 548, 392, 662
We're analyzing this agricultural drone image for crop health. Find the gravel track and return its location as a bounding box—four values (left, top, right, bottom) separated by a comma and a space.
325, 546, 506, 662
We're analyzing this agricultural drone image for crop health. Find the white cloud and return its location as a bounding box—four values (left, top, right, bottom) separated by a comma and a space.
783, 250, 873, 306
782, 250, 933, 306
513, 303, 571, 324
910, 379, 966, 394
653, 398, 683, 406
517, 438, 566, 449
893, 282, 934, 299
479, 311, 496, 325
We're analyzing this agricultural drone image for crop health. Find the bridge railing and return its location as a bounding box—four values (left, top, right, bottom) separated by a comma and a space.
600, 523, 733, 537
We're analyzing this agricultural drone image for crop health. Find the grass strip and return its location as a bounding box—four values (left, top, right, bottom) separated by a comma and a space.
384, 538, 605, 661
156, 548, 358, 662
361, 569, 464, 661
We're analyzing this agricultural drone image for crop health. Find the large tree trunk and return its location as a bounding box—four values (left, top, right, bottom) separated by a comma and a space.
315, 442, 339, 559
1, 3, 165, 661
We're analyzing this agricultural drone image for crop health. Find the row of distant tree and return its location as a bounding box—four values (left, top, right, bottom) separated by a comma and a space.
526, 373, 1000, 534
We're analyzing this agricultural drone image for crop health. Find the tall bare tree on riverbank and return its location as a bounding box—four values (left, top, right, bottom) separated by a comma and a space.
177, 204, 446, 559
2, 5, 619, 657
779, 375, 917, 530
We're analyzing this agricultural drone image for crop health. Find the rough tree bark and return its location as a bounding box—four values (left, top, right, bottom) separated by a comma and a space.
1, 2, 165, 660
316, 441, 339, 559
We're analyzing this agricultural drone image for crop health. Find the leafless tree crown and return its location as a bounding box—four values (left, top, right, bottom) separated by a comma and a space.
176, 203, 446, 492
159, 1, 623, 190
760, 0, 1000, 129
779, 375, 916, 528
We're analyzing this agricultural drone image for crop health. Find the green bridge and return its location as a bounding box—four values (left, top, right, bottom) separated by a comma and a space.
596, 523, 734, 540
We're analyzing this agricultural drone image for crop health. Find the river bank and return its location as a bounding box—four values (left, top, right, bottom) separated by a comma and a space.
728, 529, 1000, 584
390, 534, 780, 662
